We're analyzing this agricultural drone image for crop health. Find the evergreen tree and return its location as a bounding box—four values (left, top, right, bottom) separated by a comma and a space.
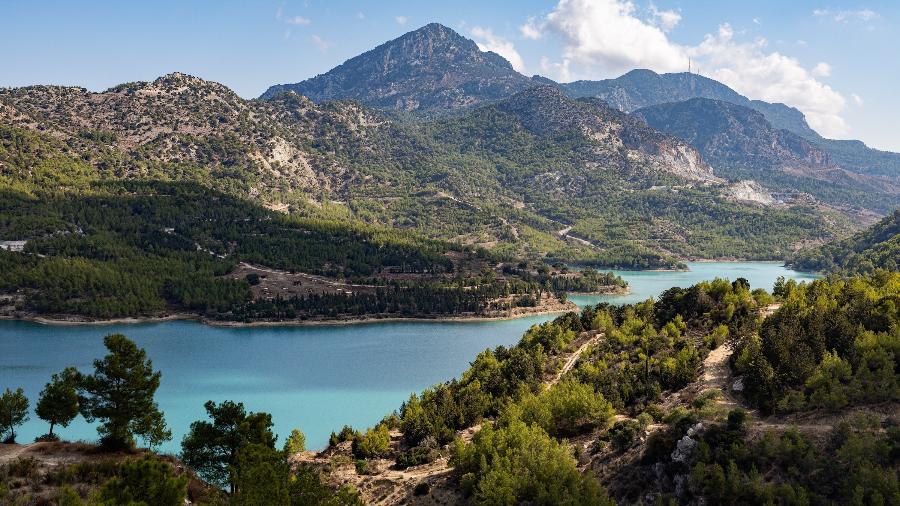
79, 334, 170, 450
180, 400, 276, 492
0, 388, 29, 443
35, 367, 80, 439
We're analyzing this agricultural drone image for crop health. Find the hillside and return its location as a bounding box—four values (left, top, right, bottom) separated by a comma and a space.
789, 209, 900, 273
426, 87, 854, 263
260, 23, 535, 114
0, 70, 856, 270
633, 98, 900, 213
288, 273, 900, 505
561, 68, 900, 184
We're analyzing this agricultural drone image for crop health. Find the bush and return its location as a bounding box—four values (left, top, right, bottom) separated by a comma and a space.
514, 380, 614, 436
451, 421, 614, 505
352, 423, 390, 459
726, 409, 748, 431
413, 482, 430, 496
329, 425, 357, 447
396, 445, 439, 469
96, 455, 187, 506
608, 419, 642, 451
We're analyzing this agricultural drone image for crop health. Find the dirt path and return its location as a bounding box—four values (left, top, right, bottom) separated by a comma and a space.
552, 331, 603, 386
697, 344, 745, 411
320, 331, 607, 505
0, 443, 32, 464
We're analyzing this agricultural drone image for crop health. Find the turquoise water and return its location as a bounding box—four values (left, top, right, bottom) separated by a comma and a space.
0, 262, 817, 453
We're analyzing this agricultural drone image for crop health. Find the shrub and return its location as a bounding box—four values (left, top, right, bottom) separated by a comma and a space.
396, 445, 439, 469
451, 421, 614, 505
352, 423, 390, 459
413, 482, 430, 496
608, 420, 642, 451
96, 455, 187, 506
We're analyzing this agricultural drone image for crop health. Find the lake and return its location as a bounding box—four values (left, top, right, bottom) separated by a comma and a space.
0, 262, 818, 453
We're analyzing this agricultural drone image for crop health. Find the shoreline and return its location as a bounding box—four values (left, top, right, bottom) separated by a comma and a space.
0, 303, 582, 329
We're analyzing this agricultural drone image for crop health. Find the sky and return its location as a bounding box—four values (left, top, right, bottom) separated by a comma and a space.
1, 0, 898, 151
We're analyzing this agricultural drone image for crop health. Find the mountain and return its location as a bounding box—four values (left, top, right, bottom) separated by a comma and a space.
789, 209, 899, 273
633, 98, 900, 213
0, 71, 857, 269
561, 68, 900, 183
426, 87, 853, 263
260, 23, 535, 114
560, 69, 821, 138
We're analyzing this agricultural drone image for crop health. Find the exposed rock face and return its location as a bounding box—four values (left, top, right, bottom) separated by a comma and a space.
632, 98, 900, 210
559, 69, 900, 183
0, 73, 403, 197
494, 87, 720, 183
260, 23, 536, 114
633, 98, 832, 173
725, 180, 777, 206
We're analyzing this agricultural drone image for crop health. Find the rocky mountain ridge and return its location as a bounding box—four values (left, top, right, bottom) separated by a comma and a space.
261, 23, 535, 114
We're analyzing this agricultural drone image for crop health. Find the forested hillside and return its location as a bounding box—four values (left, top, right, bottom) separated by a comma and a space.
0, 72, 854, 270
292, 273, 899, 504
790, 209, 900, 273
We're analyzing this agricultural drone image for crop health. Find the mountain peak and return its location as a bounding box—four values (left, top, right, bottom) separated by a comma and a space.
259, 23, 534, 114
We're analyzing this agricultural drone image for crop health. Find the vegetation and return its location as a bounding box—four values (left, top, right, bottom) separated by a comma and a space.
180, 399, 276, 493
0, 178, 628, 321
284, 428, 307, 454
450, 421, 614, 505
790, 209, 899, 273
35, 367, 80, 440
95, 455, 188, 506
733, 272, 900, 414
78, 334, 171, 450
688, 415, 899, 505
0, 387, 29, 443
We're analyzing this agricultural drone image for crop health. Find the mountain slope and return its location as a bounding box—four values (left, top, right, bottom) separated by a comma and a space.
789, 209, 900, 273
0, 72, 856, 268
560, 69, 819, 137
427, 87, 852, 263
633, 98, 900, 213
260, 23, 535, 114
561, 68, 900, 183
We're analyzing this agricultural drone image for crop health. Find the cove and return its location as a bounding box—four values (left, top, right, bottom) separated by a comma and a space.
0, 262, 818, 453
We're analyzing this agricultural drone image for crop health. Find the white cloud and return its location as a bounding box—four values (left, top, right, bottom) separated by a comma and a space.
395, 15, 408, 26
649, 4, 681, 32
471, 27, 526, 73
520, 16, 543, 39
286, 15, 311, 26
753, 17, 761, 25
690, 24, 847, 136
852, 93, 864, 107
356, 11, 365, 20
814, 8, 879, 23
544, 0, 688, 78
531, 0, 850, 137
811, 62, 831, 77
310, 34, 330, 52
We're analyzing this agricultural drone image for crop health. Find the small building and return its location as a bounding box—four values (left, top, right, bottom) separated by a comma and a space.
0, 240, 27, 252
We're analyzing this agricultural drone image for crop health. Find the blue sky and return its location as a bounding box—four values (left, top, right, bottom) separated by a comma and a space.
1, 1, 898, 150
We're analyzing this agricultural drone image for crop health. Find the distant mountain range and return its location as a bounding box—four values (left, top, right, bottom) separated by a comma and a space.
262, 23, 898, 210
1, 23, 892, 270
633, 98, 899, 212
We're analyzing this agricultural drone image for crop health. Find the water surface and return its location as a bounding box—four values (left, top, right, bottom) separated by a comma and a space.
0, 262, 817, 452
